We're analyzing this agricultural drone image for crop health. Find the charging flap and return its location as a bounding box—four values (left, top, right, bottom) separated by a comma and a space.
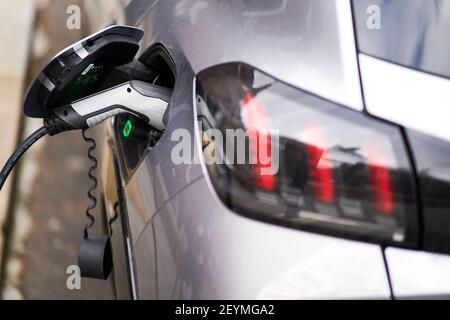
23, 25, 144, 118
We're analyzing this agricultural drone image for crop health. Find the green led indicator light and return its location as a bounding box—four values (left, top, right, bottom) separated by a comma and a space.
123, 120, 133, 137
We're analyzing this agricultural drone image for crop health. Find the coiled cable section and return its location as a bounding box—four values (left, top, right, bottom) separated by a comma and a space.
81, 129, 98, 238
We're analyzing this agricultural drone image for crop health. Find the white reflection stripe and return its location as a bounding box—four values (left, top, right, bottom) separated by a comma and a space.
386, 248, 450, 297
73, 42, 89, 59
360, 53, 450, 142
335, 0, 364, 111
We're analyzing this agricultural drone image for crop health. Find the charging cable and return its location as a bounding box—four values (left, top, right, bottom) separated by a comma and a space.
0, 127, 48, 191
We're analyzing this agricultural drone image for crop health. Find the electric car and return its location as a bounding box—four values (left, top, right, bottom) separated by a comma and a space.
92, 0, 450, 299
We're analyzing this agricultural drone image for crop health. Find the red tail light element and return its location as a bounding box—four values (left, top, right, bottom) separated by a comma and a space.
243, 93, 277, 191
196, 62, 418, 247
367, 142, 394, 215
304, 123, 335, 203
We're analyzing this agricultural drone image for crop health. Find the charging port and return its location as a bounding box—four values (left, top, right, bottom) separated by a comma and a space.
114, 44, 175, 181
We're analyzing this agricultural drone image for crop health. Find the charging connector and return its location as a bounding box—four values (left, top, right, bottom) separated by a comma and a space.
44, 80, 171, 135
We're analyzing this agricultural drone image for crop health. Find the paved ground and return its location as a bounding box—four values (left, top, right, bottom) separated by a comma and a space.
3, 0, 115, 299
0, 0, 34, 265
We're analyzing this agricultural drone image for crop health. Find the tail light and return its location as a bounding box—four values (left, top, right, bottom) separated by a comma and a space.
195, 63, 418, 247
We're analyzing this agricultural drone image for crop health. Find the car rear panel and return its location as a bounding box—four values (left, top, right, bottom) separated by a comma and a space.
103, 0, 395, 299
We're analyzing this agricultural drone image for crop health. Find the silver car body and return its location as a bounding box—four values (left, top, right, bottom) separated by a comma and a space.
95, 0, 450, 299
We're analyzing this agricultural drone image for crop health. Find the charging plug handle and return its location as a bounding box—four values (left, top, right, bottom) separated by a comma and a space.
44, 81, 171, 135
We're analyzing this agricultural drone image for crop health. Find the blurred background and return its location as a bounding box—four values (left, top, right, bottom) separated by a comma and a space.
0, 0, 130, 299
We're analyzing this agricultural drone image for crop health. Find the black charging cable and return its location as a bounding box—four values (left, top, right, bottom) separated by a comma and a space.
0, 126, 48, 192
0, 110, 91, 192
0, 113, 81, 192
0, 121, 103, 236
